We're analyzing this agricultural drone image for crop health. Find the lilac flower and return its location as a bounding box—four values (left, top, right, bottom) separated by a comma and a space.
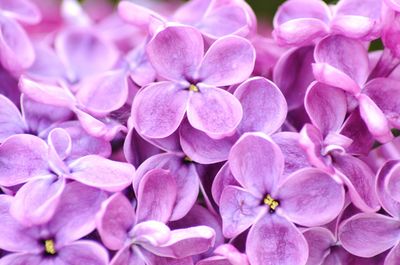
131, 25, 255, 139
273, 0, 383, 46
0, 128, 134, 225
0, 182, 109, 265
196, 244, 249, 265
219, 133, 345, 265
96, 169, 215, 265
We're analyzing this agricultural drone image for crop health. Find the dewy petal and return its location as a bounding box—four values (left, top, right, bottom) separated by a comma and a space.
0, 134, 49, 186
314, 35, 369, 91
229, 132, 284, 197
69, 155, 134, 192
277, 168, 345, 227
0, 253, 43, 265
76, 70, 129, 116
358, 93, 393, 143
142, 226, 215, 259
198, 36, 255, 87
146, 25, 204, 81
0, 95, 25, 141
10, 176, 65, 226
338, 213, 400, 257
333, 154, 380, 212
0, 0, 41, 24
96, 193, 135, 251
47, 182, 107, 245
246, 214, 309, 265
302, 227, 336, 265
56, 240, 109, 265
0, 195, 41, 253
187, 85, 242, 139
305, 82, 347, 136
234, 77, 287, 135
136, 169, 177, 224
132, 81, 190, 139
0, 15, 34, 71
219, 186, 263, 238
363, 78, 400, 129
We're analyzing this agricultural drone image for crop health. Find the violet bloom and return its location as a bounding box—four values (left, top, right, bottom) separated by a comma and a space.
132, 24, 255, 139
0, 128, 134, 226
0, 182, 109, 265
96, 169, 215, 265
273, 0, 383, 46
338, 160, 400, 264
196, 244, 249, 265
313, 34, 400, 143
219, 133, 345, 265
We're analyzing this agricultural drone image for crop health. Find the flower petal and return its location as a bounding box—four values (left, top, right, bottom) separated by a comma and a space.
0, 95, 25, 142
187, 85, 243, 139
246, 214, 309, 265
146, 25, 203, 81
302, 227, 336, 265
0, 134, 49, 186
136, 169, 177, 224
131, 220, 171, 247
48, 128, 72, 161
211, 162, 239, 205
229, 132, 284, 197
376, 161, 400, 219
220, 186, 263, 238
234, 77, 287, 135
0, 253, 42, 265
57, 240, 109, 265
198, 35, 255, 86
132, 81, 189, 139
0, 0, 41, 24
96, 193, 134, 251
69, 155, 134, 192
338, 213, 400, 257
385, 242, 400, 265
277, 168, 345, 227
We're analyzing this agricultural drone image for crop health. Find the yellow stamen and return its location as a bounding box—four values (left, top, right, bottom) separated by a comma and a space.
44, 239, 56, 255
263, 194, 279, 210
189, 84, 199, 92
183, 156, 193, 163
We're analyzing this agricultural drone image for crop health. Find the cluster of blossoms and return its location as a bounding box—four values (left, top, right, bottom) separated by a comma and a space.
2, 0, 400, 264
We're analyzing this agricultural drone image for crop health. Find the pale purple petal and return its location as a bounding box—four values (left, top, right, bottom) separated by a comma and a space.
385, 242, 400, 265
219, 186, 263, 238
229, 132, 284, 197
198, 36, 255, 86
0, 95, 25, 141
69, 155, 134, 192
302, 227, 335, 265
48, 128, 72, 161
131, 220, 171, 247
338, 213, 400, 257
96, 193, 134, 251
136, 169, 177, 224
385, 164, 400, 202
246, 214, 309, 265
376, 161, 400, 219
0, 0, 41, 24
277, 168, 345, 226
56, 240, 109, 265
132, 81, 189, 139
0, 253, 43, 265
146, 25, 204, 81
211, 162, 239, 205
187, 85, 242, 139
234, 77, 287, 135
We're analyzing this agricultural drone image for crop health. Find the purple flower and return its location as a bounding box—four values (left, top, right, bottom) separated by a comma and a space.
96, 169, 215, 265
218, 133, 345, 265
0, 182, 109, 265
131, 25, 255, 139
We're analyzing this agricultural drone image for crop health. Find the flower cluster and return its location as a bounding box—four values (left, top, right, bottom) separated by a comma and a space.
1, 0, 400, 264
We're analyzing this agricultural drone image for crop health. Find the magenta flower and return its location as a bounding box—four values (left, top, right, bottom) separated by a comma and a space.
132, 25, 255, 139
0, 182, 109, 265
96, 169, 215, 265
219, 133, 345, 265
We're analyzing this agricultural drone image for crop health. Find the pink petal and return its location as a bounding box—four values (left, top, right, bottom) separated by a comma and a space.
229, 132, 284, 197
219, 186, 263, 238
132, 82, 189, 139
246, 214, 309, 265
376, 161, 400, 218
136, 169, 177, 224
277, 168, 345, 227
0, 134, 49, 186
96, 193, 134, 251
305, 82, 347, 136
0, 0, 41, 24
69, 155, 134, 192
234, 77, 287, 135
338, 213, 400, 257
146, 25, 204, 81
118, 1, 164, 30
198, 36, 255, 87
187, 85, 242, 139
385, 242, 400, 265
385, 163, 400, 202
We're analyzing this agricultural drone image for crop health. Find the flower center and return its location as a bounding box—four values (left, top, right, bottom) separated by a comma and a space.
188, 84, 199, 92
183, 155, 193, 164
263, 194, 279, 211
44, 239, 56, 255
